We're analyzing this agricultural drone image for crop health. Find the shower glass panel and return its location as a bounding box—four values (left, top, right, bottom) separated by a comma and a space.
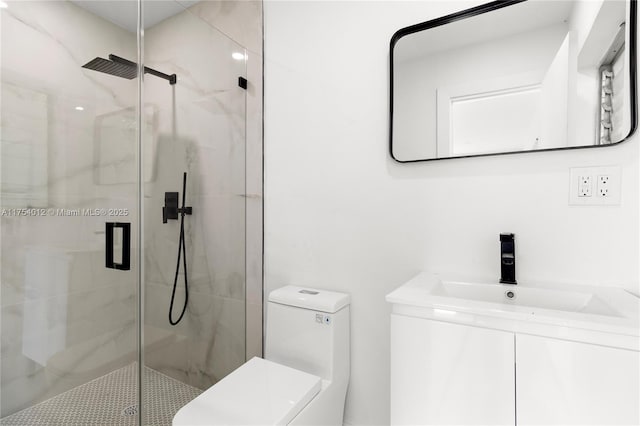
141, 3, 247, 423
0, 0, 141, 424
1, 0, 251, 424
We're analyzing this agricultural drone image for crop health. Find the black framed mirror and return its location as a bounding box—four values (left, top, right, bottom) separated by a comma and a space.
390, 0, 637, 162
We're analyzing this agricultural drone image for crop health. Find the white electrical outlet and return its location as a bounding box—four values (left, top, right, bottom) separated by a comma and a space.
597, 175, 611, 197
569, 166, 621, 205
578, 175, 592, 197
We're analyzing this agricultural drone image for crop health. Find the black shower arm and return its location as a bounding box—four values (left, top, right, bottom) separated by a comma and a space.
109, 54, 177, 85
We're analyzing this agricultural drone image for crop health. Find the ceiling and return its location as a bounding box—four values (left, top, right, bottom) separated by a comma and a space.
395, 1, 574, 62
71, 0, 200, 33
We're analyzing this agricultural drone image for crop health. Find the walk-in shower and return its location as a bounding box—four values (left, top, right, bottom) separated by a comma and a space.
0, 0, 263, 424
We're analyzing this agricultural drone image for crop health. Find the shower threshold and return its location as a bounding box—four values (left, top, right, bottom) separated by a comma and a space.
0, 363, 201, 426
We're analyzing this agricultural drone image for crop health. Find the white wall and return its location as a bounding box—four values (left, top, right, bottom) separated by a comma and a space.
540, 32, 570, 149
395, 22, 568, 159
264, 1, 639, 424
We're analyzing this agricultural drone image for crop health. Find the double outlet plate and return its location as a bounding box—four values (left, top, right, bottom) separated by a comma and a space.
569, 166, 621, 205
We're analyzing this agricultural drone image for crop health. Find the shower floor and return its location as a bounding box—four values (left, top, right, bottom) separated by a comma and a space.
0, 364, 201, 426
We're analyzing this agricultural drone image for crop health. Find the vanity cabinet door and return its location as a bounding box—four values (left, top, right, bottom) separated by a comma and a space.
516, 334, 640, 425
390, 314, 515, 425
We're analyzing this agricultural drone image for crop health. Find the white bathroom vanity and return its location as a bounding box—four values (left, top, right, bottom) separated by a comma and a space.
387, 272, 640, 425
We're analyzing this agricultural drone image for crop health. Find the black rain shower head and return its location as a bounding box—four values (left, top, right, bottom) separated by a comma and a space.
82, 54, 177, 85
82, 56, 137, 80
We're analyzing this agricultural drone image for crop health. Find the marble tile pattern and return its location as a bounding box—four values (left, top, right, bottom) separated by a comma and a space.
183, 1, 262, 55
1, 83, 49, 208
141, 0, 263, 390
1, 0, 139, 418
185, 0, 265, 362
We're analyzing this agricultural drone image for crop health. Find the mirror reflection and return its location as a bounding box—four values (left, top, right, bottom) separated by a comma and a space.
391, 0, 636, 162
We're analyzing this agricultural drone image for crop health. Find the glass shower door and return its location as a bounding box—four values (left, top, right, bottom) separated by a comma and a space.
1, 0, 251, 424
0, 0, 142, 423
141, 3, 248, 423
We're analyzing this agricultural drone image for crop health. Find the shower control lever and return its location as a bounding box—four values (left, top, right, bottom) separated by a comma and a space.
163, 192, 179, 223
162, 191, 192, 224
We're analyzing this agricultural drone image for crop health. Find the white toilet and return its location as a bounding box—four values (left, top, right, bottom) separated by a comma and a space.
173, 285, 350, 425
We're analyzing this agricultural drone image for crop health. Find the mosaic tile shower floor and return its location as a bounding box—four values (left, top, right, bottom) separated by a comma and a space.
0, 364, 202, 426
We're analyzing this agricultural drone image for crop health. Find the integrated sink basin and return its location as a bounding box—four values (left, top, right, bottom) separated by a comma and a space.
431, 280, 620, 317
386, 272, 640, 349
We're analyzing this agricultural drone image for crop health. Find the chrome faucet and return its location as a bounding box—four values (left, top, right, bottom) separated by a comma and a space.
500, 233, 517, 284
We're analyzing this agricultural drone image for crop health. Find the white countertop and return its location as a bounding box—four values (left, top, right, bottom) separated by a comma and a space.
386, 272, 640, 350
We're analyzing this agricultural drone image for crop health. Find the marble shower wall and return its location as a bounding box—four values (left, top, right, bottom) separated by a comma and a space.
1, 1, 140, 418
142, 0, 263, 389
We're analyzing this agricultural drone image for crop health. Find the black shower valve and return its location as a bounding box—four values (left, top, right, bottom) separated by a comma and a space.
162, 192, 192, 223
163, 192, 179, 224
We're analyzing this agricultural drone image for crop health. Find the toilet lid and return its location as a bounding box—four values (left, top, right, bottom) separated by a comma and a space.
172, 357, 322, 425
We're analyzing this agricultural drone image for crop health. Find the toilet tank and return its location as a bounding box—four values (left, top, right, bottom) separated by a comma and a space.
265, 286, 350, 383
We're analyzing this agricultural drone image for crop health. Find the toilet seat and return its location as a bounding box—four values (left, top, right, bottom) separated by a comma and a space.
172, 357, 322, 425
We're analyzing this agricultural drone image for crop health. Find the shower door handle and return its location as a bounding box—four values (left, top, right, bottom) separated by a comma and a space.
106, 222, 131, 271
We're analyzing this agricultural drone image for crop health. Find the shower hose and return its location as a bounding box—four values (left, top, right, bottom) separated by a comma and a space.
169, 172, 189, 325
